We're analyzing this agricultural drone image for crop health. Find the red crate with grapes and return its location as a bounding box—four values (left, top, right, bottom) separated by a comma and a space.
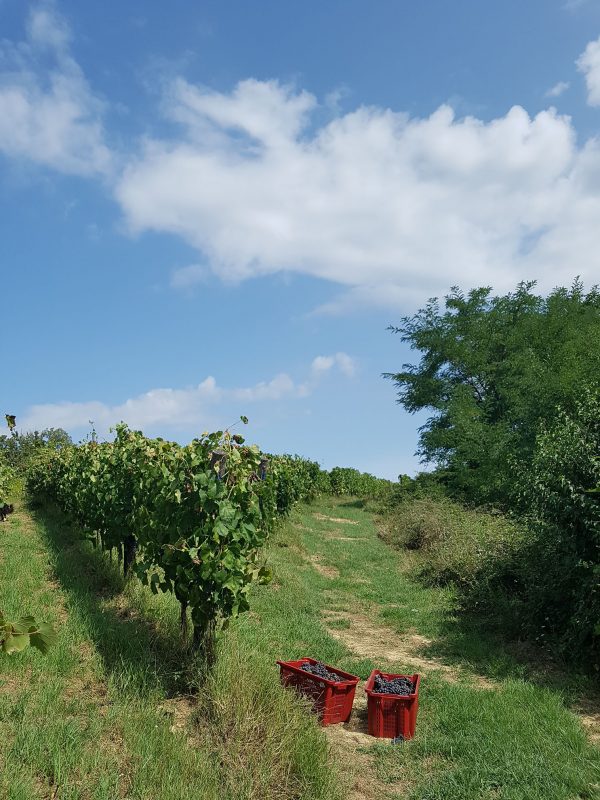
365, 670, 421, 739
276, 657, 360, 725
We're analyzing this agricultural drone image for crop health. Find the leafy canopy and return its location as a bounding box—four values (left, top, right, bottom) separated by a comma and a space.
385, 280, 600, 504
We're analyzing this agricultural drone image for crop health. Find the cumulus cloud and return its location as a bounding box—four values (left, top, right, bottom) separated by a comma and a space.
115, 77, 600, 309
4, 8, 600, 311
577, 35, 600, 106
545, 81, 570, 98
311, 353, 356, 377
0, 2, 112, 175
18, 353, 355, 435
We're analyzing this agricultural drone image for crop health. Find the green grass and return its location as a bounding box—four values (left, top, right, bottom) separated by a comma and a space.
2, 494, 600, 800
0, 500, 341, 800
280, 498, 600, 800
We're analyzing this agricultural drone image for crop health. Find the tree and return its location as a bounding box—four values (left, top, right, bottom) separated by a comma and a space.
384, 280, 600, 505
0, 426, 72, 472
509, 389, 600, 663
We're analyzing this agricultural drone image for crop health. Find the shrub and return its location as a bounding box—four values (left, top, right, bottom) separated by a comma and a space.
509, 388, 600, 663
0, 427, 72, 473
381, 496, 524, 590
0, 457, 15, 507
383, 389, 600, 666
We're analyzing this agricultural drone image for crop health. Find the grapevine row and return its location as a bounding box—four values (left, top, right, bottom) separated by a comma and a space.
22, 419, 395, 664
26, 423, 277, 663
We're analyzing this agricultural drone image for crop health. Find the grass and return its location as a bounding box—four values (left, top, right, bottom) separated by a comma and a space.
283, 498, 600, 799
0, 499, 341, 800
377, 495, 524, 588
2, 493, 600, 799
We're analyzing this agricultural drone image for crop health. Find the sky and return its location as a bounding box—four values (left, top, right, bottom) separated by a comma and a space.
2, 0, 600, 479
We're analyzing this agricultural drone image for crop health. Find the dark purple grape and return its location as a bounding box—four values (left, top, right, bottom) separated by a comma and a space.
300, 661, 342, 682
372, 674, 414, 695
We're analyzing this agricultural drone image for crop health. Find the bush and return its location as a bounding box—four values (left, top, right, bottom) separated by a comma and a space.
0, 427, 72, 473
257, 455, 327, 529
509, 388, 600, 663
26, 424, 271, 662
383, 389, 600, 666
381, 496, 524, 590
0, 457, 15, 506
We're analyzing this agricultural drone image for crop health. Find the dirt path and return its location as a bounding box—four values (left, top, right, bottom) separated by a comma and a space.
297, 500, 600, 800
319, 606, 496, 800
322, 609, 495, 686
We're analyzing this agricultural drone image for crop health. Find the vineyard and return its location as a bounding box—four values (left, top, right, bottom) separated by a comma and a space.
13, 419, 392, 666
1, 413, 600, 799
3, 278, 600, 800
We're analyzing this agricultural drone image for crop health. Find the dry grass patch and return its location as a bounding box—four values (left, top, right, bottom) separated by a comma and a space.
313, 513, 359, 526
322, 608, 498, 689
308, 555, 340, 579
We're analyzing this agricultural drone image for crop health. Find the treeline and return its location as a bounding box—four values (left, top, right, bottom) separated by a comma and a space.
385, 280, 600, 667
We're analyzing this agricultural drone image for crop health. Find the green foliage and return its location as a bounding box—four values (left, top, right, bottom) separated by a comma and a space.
26, 424, 272, 663
255, 458, 394, 526
381, 495, 524, 590
327, 466, 393, 498
0, 610, 56, 655
0, 426, 72, 473
508, 389, 600, 662
257, 454, 326, 529
0, 457, 14, 506
382, 389, 600, 666
385, 279, 600, 505
23, 409, 405, 664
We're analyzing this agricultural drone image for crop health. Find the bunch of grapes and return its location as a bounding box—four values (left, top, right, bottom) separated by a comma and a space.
371, 674, 414, 695
300, 661, 342, 682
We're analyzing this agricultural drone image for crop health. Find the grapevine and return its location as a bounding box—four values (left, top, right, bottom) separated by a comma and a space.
0, 611, 57, 655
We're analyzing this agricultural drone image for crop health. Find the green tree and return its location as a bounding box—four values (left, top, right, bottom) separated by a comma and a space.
0, 426, 72, 472
515, 388, 600, 662
385, 280, 600, 504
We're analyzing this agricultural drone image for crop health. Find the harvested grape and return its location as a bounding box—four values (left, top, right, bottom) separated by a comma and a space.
300, 661, 342, 682
371, 674, 414, 695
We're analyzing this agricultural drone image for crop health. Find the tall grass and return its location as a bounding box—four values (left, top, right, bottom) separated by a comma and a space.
380, 496, 524, 587
0, 496, 342, 800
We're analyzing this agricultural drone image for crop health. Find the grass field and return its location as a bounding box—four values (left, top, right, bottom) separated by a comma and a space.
1, 494, 599, 799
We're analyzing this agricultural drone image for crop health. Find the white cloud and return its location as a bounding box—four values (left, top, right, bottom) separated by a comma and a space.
545, 81, 570, 98
27, 3, 70, 50
18, 354, 355, 435
230, 373, 296, 402
3, 10, 600, 311
0, 3, 111, 175
311, 355, 336, 374
577, 35, 600, 106
311, 353, 356, 377
334, 352, 357, 377
116, 78, 600, 310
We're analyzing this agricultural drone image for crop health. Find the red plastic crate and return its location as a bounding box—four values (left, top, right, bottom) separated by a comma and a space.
365, 671, 421, 739
276, 658, 359, 725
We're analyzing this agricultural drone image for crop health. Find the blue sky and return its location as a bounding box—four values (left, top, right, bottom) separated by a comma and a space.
2, 0, 600, 478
